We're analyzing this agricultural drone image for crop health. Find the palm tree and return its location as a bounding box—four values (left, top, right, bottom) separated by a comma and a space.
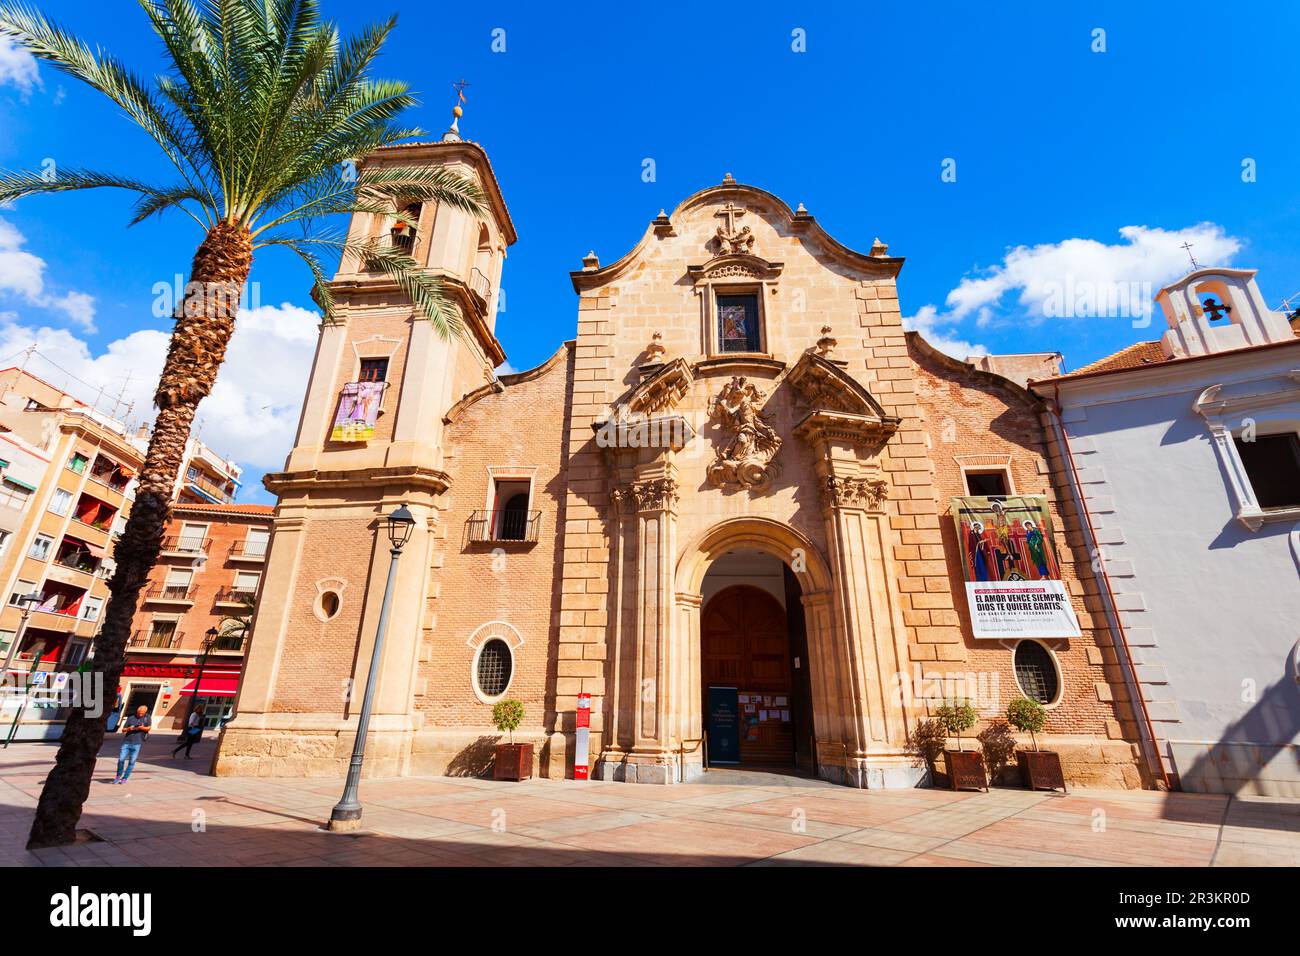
0, 0, 485, 848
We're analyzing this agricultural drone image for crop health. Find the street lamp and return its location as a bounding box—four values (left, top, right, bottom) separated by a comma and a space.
1, 593, 43, 683
2, 593, 45, 748
329, 504, 416, 832
184, 626, 220, 729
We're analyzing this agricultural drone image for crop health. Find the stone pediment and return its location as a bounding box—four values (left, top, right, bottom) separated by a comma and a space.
620, 357, 694, 416
786, 351, 890, 417
787, 351, 900, 450
687, 253, 784, 285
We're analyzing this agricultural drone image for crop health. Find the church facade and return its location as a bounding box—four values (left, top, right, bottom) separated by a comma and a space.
213, 129, 1152, 790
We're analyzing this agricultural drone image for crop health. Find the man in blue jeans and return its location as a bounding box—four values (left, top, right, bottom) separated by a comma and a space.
115, 705, 151, 783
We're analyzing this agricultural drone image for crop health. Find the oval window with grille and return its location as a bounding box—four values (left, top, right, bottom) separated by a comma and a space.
1013, 640, 1060, 705
475, 638, 513, 699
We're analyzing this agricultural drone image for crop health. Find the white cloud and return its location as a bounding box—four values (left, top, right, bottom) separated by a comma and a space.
902, 304, 988, 360
0, 302, 320, 484
0, 37, 39, 96
0, 217, 98, 330
904, 222, 1243, 358
945, 223, 1242, 322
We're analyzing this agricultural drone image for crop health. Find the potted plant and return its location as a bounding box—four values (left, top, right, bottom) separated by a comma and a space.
936, 700, 987, 792
491, 699, 533, 781
1008, 697, 1066, 792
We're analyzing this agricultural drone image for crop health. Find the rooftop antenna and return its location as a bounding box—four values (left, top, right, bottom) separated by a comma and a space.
1180, 242, 1201, 270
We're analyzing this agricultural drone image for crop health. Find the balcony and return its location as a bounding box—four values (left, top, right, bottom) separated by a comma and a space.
183, 469, 235, 504
87, 456, 132, 495
214, 587, 256, 609
143, 584, 196, 607
470, 267, 492, 305
228, 541, 268, 563
467, 509, 541, 545
211, 633, 247, 655
160, 535, 210, 558
128, 630, 182, 651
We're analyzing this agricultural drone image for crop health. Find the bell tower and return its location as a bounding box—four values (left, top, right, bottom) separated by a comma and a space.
215, 108, 517, 778
1156, 267, 1293, 359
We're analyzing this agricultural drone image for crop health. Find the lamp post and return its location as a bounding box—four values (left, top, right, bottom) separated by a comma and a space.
185, 627, 220, 730
1, 593, 43, 685
329, 504, 415, 832
1, 593, 44, 747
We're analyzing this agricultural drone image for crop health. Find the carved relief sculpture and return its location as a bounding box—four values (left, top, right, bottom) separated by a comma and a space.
707, 376, 782, 489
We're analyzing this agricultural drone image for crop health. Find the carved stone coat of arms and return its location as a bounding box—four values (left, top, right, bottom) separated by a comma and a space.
707, 376, 782, 489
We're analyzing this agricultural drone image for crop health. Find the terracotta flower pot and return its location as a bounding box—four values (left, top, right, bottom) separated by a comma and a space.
1017, 749, 1066, 792
493, 742, 534, 781
943, 749, 988, 792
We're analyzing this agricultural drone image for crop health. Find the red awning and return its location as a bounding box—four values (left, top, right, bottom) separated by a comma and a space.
178, 675, 240, 697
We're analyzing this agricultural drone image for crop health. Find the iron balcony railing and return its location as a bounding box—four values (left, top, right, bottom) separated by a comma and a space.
162, 535, 210, 555
214, 586, 257, 604
467, 509, 541, 544
129, 630, 182, 650
144, 584, 195, 602
211, 633, 247, 653
229, 540, 268, 559
470, 267, 492, 303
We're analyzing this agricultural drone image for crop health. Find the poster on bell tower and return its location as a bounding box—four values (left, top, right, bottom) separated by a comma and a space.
951, 495, 1081, 639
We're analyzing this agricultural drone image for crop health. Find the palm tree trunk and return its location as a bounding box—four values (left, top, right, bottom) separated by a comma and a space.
27, 222, 252, 849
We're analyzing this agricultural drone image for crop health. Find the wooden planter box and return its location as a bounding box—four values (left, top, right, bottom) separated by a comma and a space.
943, 749, 988, 792
1017, 749, 1066, 792
493, 743, 534, 781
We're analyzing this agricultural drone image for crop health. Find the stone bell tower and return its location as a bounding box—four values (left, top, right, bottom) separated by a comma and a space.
215, 108, 517, 777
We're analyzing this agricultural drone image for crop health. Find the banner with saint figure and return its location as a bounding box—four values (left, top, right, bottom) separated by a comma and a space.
951, 494, 1081, 639
330, 381, 386, 442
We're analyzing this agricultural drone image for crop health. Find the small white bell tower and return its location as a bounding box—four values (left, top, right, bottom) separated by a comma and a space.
1155, 267, 1294, 359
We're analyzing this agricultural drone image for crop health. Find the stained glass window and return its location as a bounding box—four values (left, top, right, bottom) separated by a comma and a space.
717, 294, 761, 353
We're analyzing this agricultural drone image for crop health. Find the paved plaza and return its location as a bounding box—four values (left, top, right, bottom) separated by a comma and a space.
1, 739, 1297, 867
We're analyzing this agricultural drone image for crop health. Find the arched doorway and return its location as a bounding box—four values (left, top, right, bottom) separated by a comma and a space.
697, 546, 818, 774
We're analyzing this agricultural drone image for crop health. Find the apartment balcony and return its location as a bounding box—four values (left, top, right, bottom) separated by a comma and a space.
214, 587, 256, 609
210, 633, 247, 656
160, 535, 210, 558
143, 584, 196, 607
128, 630, 183, 651
467, 509, 541, 545
228, 541, 268, 563
183, 470, 236, 504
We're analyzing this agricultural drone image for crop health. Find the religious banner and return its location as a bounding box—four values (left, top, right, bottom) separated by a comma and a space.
951, 494, 1081, 639
330, 381, 386, 442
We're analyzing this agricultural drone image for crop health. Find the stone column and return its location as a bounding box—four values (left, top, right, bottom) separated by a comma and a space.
626, 474, 680, 784
796, 415, 920, 788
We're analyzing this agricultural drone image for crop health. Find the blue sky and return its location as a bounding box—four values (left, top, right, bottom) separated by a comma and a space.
1, 1, 1298, 502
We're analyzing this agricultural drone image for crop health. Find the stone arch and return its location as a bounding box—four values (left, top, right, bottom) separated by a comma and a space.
675, 516, 833, 599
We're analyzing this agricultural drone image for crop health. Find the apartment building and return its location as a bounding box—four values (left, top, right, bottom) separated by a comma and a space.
0, 365, 256, 738
122, 501, 272, 731
0, 368, 143, 676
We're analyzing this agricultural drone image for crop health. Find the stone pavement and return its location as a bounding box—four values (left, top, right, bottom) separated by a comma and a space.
2, 739, 1297, 867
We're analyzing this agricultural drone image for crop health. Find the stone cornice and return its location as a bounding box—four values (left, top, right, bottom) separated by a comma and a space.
793, 409, 898, 451
263, 465, 451, 497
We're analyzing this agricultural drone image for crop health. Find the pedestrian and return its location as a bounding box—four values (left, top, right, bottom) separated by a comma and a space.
172, 707, 203, 758
115, 705, 151, 783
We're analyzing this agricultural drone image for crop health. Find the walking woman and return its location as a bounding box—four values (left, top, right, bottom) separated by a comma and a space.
172, 707, 203, 759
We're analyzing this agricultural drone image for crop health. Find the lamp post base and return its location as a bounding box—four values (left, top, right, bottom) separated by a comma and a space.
328, 804, 363, 832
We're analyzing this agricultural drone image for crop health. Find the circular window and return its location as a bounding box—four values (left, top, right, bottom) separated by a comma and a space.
1014, 640, 1060, 705
475, 638, 513, 699
316, 590, 341, 621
